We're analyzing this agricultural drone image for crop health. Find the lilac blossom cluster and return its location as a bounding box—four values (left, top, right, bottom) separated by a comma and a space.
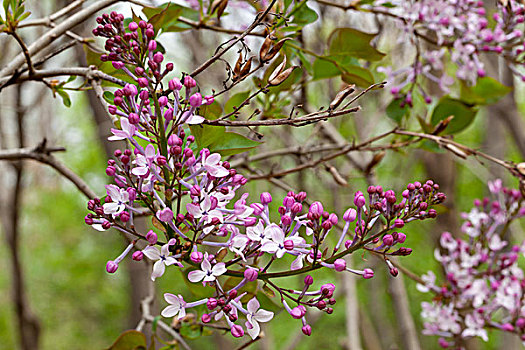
84, 12, 446, 341
417, 180, 525, 348
373, 0, 525, 105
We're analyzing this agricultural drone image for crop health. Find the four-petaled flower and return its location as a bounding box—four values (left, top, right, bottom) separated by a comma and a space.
188, 253, 226, 284
245, 297, 274, 340
143, 242, 183, 281
261, 228, 305, 259
103, 184, 129, 215
161, 293, 186, 319
108, 117, 136, 141
202, 152, 229, 178
132, 144, 157, 177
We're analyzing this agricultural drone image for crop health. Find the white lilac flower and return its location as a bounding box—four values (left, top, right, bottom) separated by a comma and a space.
246, 221, 276, 245
261, 227, 305, 258
103, 184, 129, 215
143, 242, 182, 281
202, 152, 229, 178
108, 117, 136, 141
245, 297, 274, 340
188, 253, 227, 284
161, 293, 186, 319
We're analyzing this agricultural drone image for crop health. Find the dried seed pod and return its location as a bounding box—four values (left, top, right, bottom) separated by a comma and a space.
365, 151, 386, 174
240, 57, 253, 78
215, 248, 228, 262
329, 84, 355, 110
268, 56, 287, 82
210, 0, 228, 19
259, 36, 273, 63
263, 38, 291, 62
269, 66, 297, 86
432, 115, 454, 135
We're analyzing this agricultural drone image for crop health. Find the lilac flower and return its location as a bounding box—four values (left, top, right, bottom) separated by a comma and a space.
202, 152, 229, 177
131, 144, 156, 177
161, 293, 186, 319
108, 117, 136, 141
261, 227, 306, 258
245, 297, 274, 340
246, 221, 276, 245
143, 242, 182, 281
188, 253, 227, 283
103, 185, 129, 215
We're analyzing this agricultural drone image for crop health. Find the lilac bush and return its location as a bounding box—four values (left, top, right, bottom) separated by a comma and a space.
84, 12, 447, 341
370, 0, 525, 104
417, 180, 525, 348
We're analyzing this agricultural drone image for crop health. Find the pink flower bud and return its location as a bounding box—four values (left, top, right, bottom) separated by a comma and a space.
244, 268, 258, 282
132, 251, 143, 261
334, 259, 346, 272
281, 215, 292, 226
363, 268, 374, 279
201, 313, 211, 323
190, 251, 203, 263
396, 232, 406, 243
146, 230, 158, 245
301, 325, 312, 336
169, 78, 183, 91
283, 196, 295, 209
309, 202, 323, 219
108, 105, 117, 115
393, 219, 404, 228
158, 96, 168, 107
106, 260, 118, 273
250, 203, 264, 215
137, 77, 148, 87
343, 208, 357, 222
207, 298, 218, 310
145, 28, 154, 38
283, 239, 294, 250
153, 52, 164, 63
244, 217, 257, 226
291, 307, 304, 319
354, 194, 366, 207
204, 95, 214, 105
112, 61, 124, 69
502, 323, 514, 332
321, 283, 335, 295
304, 275, 313, 285
128, 22, 138, 31
260, 192, 272, 205
328, 213, 338, 225
291, 202, 303, 214
231, 325, 244, 338
156, 208, 174, 222
119, 211, 130, 222
383, 234, 394, 246
189, 93, 202, 107
184, 76, 196, 89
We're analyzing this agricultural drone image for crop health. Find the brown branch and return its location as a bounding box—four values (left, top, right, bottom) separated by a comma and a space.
18, 0, 86, 28
0, 144, 97, 199
204, 106, 360, 127
9, 31, 35, 76
177, 16, 266, 37
189, 0, 277, 77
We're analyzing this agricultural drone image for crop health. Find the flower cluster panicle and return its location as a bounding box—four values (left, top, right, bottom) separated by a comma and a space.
85, 12, 446, 340
372, 0, 525, 105
417, 179, 525, 349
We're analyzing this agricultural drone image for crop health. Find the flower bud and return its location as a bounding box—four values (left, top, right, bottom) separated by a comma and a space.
393, 219, 404, 228
137, 77, 148, 87
281, 215, 292, 226
207, 298, 218, 310
153, 52, 164, 63
156, 208, 174, 222
250, 203, 264, 216
169, 78, 183, 91
190, 251, 203, 263
383, 234, 394, 246
291, 307, 304, 319
396, 232, 406, 243
146, 230, 158, 245
201, 313, 211, 323
184, 76, 196, 89
204, 95, 214, 105
283, 239, 294, 250
343, 208, 357, 222
334, 259, 346, 272
132, 251, 143, 261
309, 201, 323, 219
119, 211, 130, 222
112, 61, 124, 69
231, 325, 244, 338
301, 325, 312, 336
189, 93, 202, 107
106, 261, 118, 273
244, 268, 258, 282
363, 268, 374, 279
260, 192, 272, 205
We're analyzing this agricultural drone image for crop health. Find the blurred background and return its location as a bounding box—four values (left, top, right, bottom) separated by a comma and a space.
1, 0, 524, 349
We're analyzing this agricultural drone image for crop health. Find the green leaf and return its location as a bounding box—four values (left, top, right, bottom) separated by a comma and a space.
107, 330, 147, 350
385, 98, 409, 124
312, 58, 340, 80
199, 103, 222, 120
179, 324, 203, 340
290, 1, 318, 25
224, 91, 250, 115
143, 3, 198, 33
103, 91, 114, 104
459, 77, 512, 105
209, 131, 261, 156
430, 97, 478, 134
55, 88, 71, 108
341, 65, 374, 87
328, 28, 385, 61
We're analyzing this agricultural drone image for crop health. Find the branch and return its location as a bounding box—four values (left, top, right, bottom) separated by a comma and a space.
9, 31, 34, 76
0, 66, 126, 89
189, 0, 277, 77
0, 0, 120, 81
0, 143, 97, 199
203, 106, 360, 127
18, 0, 86, 28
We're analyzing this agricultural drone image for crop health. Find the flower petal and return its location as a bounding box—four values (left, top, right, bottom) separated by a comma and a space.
188, 270, 206, 283
247, 297, 260, 314
212, 262, 226, 277
151, 260, 166, 281
161, 305, 180, 318
142, 246, 161, 260
254, 309, 274, 323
